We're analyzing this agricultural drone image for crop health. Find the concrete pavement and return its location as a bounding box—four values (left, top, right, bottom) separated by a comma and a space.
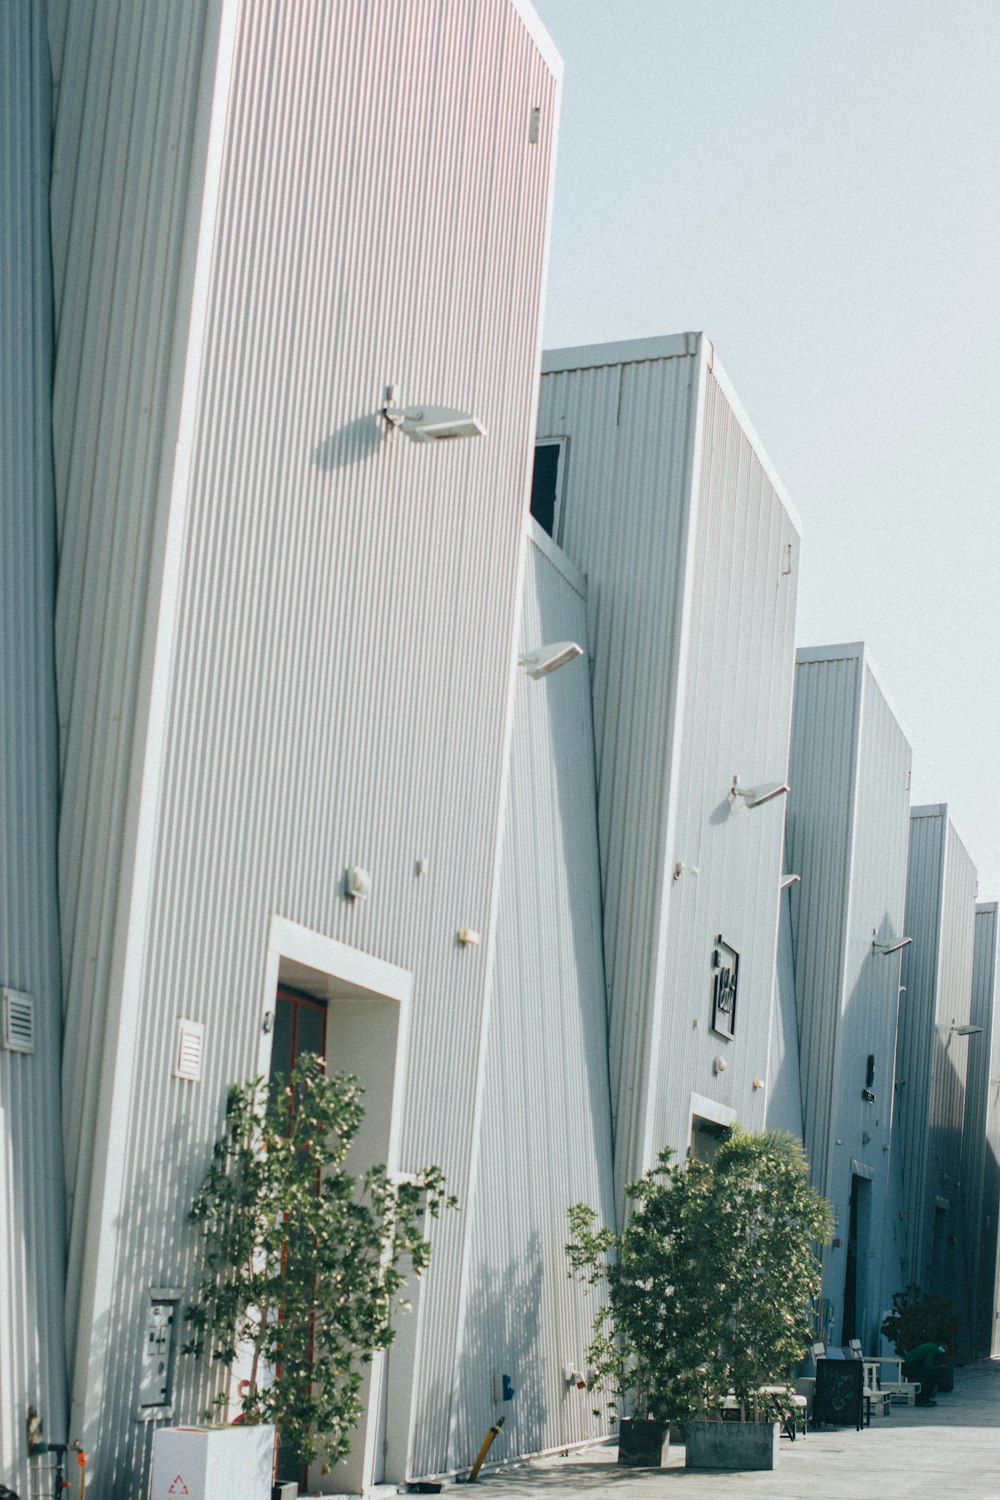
463, 1360, 1000, 1500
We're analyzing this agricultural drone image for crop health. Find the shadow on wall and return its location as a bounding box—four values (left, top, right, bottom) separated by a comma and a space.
453, 1237, 546, 1470
313, 413, 383, 471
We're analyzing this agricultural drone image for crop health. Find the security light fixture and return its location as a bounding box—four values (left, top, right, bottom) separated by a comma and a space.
951, 1024, 983, 1037
731, 776, 789, 809
780, 873, 801, 890
381, 389, 485, 443
673, 860, 700, 881
873, 936, 912, 955
518, 641, 583, 679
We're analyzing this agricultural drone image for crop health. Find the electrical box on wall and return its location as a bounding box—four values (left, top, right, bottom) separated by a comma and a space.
138, 1293, 180, 1415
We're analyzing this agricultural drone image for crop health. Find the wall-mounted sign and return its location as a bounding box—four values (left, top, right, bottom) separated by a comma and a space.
711, 937, 739, 1039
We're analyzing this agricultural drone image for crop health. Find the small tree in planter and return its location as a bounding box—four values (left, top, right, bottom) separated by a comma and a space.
567, 1129, 832, 1467
183, 1053, 457, 1474
880, 1283, 959, 1358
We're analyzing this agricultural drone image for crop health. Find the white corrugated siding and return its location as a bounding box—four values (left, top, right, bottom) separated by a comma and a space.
966, 903, 998, 1355
537, 339, 701, 1196
50, 2, 560, 1491
453, 524, 615, 1466
651, 367, 799, 1156
0, 4, 69, 1490
896, 807, 976, 1292
537, 340, 799, 1191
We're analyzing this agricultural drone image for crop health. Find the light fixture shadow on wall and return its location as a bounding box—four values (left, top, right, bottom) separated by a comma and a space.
518, 641, 583, 679
730, 776, 789, 810
872, 935, 912, 955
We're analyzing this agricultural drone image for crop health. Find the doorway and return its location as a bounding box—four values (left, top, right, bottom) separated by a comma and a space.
259, 918, 413, 1495
842, 1174, 872, 1346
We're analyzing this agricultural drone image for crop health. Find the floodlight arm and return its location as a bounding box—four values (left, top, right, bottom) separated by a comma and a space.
731, 776, 790, 810
518, 641, 584, 679
873, 936, 912, 955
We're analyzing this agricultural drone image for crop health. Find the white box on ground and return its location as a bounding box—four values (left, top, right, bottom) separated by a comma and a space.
150, 1425, 275, 1500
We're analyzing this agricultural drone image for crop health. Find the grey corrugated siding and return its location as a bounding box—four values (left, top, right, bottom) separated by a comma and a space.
453, 524, 615, 1465
537, 339, 799, 1194
966, 903, 998, 1356
766, 889, 804, 1140
896, 807, 977, 1293
49, 3, 560, 1491
785, 648, 912, 1347
0, 3, 68, 1490
48, 0, 218, 1385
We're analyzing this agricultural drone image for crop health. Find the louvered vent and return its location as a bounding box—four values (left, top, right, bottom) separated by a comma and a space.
173, 1018, 204, 1081
1, 989, 35, 1054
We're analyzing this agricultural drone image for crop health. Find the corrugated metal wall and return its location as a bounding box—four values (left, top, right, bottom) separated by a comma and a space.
785, 648, 912, 1347
49, 3, 560, 1491
0, 4, 69, 1490
537, 336, 701, 1196
966, 903, 998, 1356
977, 906, 1000, 1357
47, 0, 220, 1387
896, 807, 976, 1293
537, 337, 799, 1193
453, 523, 615, 1465
651, 366, 799, 1157
765, 889, 804, 1139
785, 652, 862, 1196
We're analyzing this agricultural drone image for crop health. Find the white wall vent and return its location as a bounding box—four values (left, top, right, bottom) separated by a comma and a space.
173, 1018, 205, 1081
1, 989, 35, 1054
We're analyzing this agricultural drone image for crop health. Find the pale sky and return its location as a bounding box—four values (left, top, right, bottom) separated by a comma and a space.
532, 0, 1000, 899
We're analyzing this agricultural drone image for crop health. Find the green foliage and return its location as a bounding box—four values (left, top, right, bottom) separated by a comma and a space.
566, 1130, 833, 1428
184, 1054, 457, 1471
880, 1283, 959, 1358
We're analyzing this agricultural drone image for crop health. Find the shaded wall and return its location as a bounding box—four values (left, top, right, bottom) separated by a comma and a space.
0, 3, 68, 1490
455, 523, 616, 1465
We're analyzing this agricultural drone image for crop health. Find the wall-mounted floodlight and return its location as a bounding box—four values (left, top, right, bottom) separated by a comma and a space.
731, 776, 789, 809
382, 388, 485, 443
951, 1024, 983, 1037
518, 641, 583, 679
873, 936, 912, 955
673, 861, 700, 882
780, 873, 801, 890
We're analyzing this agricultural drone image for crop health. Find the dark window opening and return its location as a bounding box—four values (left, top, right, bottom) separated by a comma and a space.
530, 441, 564, 537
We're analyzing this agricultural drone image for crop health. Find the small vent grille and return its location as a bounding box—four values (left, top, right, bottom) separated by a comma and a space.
1, 989, 35, 1054
173, 1019, 204, 1081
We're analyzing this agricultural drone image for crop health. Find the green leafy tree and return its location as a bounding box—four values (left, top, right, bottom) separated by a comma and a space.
880, 1283, 959, 1357
184, 1053, 457, 1471
566, 1129, 833, 1429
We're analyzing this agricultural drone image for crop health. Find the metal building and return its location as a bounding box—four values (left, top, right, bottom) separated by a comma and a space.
781, 644, 913, 1349
964, 902, 999, 1356
0, 4, 69, 1492
453, 520, 616, 1465
894, 806, 977, 1300
45, 2, 563, 1492
536, 334, 801, 1198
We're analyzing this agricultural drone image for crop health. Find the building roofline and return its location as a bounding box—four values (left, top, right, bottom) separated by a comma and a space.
541, 331, 802, 536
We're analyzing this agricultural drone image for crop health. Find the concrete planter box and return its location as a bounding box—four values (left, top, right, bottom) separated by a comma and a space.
616, 1417, 669, 1467
685, 1419, 780, 1471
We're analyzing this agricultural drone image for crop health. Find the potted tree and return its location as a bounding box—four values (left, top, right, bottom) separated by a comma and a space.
183, 1053, 457, 1488
881, 1283, 959, 1394
567, 1129, 832, 1471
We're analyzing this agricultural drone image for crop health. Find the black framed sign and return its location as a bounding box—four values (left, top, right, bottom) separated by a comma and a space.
813, 1358, 864, 1430
711, 937, 739, 1039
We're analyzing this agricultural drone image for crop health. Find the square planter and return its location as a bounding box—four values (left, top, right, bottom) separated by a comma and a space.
685, 1419, 780, 1471
616, 1417, 669, 1467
